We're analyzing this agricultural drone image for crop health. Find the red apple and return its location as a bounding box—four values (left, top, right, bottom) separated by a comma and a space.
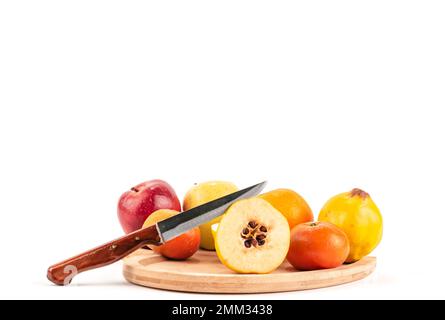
117, 179, 181, 233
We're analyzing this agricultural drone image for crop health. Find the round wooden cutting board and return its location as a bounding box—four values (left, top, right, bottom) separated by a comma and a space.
123, 249, 376, 293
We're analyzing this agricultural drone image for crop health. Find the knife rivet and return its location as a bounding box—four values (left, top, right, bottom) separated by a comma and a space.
135, 237, 140, 241
110, 244, 117, 250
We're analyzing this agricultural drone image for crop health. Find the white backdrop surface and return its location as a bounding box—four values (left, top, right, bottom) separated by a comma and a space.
1, 1, 444, 299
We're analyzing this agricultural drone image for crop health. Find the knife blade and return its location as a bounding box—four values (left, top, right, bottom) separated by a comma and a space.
157, 181, 267, 242
47, 181, 266, 285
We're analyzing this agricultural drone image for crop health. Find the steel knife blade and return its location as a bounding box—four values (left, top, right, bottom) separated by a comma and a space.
156, 181, 267, 242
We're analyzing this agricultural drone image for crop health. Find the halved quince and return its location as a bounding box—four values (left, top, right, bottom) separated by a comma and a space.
214, 198, 290, 274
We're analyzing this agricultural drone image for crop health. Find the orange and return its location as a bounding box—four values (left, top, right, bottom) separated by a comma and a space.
259, 188, 313, 229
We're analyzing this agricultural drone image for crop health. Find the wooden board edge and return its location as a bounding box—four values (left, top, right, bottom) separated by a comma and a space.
122, 257, 376, 294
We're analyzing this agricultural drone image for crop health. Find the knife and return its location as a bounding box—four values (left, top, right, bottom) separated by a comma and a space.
47, 181, 266, 285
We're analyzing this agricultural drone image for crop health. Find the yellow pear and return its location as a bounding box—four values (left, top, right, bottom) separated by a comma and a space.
183, 181, 238, 250
318, 188, 383, 262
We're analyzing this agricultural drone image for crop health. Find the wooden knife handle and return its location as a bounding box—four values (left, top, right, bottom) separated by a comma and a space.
47, 225, 161, 285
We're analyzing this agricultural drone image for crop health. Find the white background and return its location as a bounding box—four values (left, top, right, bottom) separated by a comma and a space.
1, 1, 444, 299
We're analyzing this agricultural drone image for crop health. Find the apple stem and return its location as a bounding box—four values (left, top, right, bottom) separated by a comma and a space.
131, 187, 139, 192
